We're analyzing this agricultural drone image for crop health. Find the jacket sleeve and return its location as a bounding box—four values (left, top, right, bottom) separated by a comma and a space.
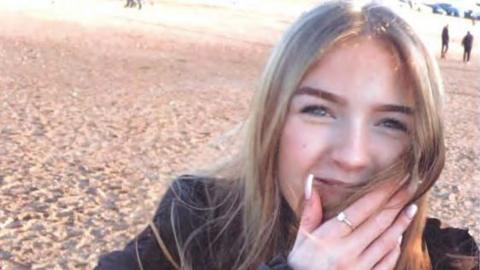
94, 226, 155, 270
424, 218, 479, 270
95, 177, 203, 270
95, 245, 138, 270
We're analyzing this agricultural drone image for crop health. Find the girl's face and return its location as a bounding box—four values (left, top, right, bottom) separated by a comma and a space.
278, 38, 414, 214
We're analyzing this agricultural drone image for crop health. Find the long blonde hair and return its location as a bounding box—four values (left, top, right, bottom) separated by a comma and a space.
155, 1, 446, 269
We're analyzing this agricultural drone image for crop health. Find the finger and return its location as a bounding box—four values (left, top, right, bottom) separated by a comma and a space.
346, 186, 413, 251
371, 244, 401, 270
316, 175, 410, 237
299, 174, 323, 234
356, 204, 417, 269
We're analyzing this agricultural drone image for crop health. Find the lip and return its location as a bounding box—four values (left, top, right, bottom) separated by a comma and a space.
314, 177, 350, 187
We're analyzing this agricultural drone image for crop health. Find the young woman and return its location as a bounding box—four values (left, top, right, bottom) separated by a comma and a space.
96, 1, 479, 269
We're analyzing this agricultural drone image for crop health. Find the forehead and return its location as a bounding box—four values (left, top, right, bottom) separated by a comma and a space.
319, 37, 403, 76
299, 37, 413, 104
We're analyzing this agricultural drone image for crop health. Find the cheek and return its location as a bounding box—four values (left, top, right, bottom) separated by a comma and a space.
279, 119, 316, 172
372, 134, 410, 155
371, 135, 410, 165
277, 118, 323, 209
279, 130, 310, 166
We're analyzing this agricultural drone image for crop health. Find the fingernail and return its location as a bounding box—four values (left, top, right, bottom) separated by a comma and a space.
405, 204, 418, 219
305, 174, 314, 200
397, 235, 403, 245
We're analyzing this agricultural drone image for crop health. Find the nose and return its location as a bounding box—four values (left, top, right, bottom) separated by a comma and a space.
330, 121, 371, 172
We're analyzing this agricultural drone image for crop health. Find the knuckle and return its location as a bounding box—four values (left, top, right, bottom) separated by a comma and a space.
373, 214, 392, 230
301, 215, 313, 226
384, 246, 402, 270
375, 233, 399, 253
398, 212, 414, 228
377, 236, 393, 250
334, 256, 349, 270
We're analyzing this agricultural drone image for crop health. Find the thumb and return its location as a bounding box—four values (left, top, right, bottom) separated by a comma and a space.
299, 174, 323, 233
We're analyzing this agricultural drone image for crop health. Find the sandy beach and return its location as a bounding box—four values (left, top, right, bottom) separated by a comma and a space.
0, 0, 478, 268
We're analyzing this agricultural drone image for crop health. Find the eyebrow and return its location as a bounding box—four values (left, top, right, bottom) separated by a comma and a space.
375, 104, 413, 115
295, 86, 414, 115
295, 86, 347, 105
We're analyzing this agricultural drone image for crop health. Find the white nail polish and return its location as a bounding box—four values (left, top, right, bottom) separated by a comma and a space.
405, 204, 418, 219
397, 235, 403, 245
305, 174, 314, 200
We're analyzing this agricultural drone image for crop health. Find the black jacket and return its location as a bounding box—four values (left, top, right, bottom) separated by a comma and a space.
462, 33, 474, 50
442, 27, 449, 43
96, 176, 479, 270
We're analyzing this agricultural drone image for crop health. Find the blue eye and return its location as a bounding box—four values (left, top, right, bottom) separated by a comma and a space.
300, 105, 334, 118
378, 118, 408, 132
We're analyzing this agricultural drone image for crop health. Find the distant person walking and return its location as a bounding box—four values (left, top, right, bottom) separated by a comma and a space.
441, 25, 449, 58
461, 31, 474, 63
125, 0, 142, 9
